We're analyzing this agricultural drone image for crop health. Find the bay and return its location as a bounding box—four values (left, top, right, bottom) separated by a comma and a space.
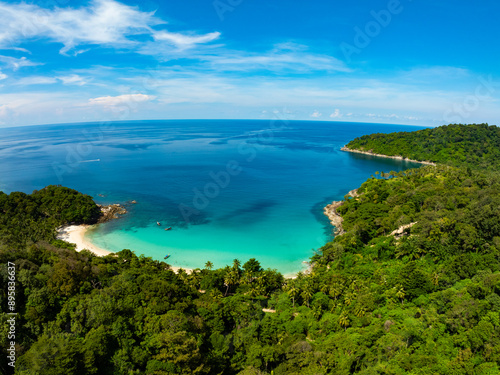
0, 119, 427, 273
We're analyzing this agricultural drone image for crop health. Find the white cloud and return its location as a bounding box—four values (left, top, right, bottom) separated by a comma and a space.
330, 109, 342, 118
0, 71, 6, 80
0, 0, 220, 55
88, 93, 155, 106
137, 42, 351, 74
310, 110, 322, 118
15, 76, 57, 85
58, 74, 88, 86
153, 31, 221, 49
0, 55, 40, 70
205, 48, 351, 73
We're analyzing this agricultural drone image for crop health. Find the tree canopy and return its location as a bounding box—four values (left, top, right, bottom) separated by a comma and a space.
346, 123, 500, 170
2, 124, 500, 374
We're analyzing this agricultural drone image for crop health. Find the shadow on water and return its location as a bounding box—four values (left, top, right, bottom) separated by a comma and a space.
347, 152, 425, 170
216, 199, 276, 224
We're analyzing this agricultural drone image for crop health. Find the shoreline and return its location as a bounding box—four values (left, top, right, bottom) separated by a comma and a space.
54, 222, 212, 276
341, 146, 436, 166
56, 225, 112, 257
56, 224, 195, 274
56, 224, 308, 278
323, 201, 345, 235
55, 201, 311, 278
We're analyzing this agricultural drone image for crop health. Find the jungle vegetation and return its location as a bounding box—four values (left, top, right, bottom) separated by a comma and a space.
1, 124, 500, 374
346, 123, 500, 170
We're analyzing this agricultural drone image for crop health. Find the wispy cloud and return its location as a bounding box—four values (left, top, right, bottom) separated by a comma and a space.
15, 76, 57, 85
0, 0, 220, 55
0, 55, 40, 70
153, 31, 221, 49
57, 74, 88, 86
207, 51, 350, 73
0, 70, 6, 80
88, 93, 156, 106
310, 110, 322, 118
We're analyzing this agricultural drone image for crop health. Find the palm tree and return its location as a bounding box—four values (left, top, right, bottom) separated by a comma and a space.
286, 284, 299, 308
232, 259, 241, 279
177, 268, 188, 283
232, 259, 241, 270
188, 269, 202, 289
344, 291, 356, 306
204, 261, 213, 270
339, 312, 350, 331
329, 283, 342, 301
224, 269, 239, 296
320, 283, 330, 294
396, 286, 406, 305
301, 283, 314, 308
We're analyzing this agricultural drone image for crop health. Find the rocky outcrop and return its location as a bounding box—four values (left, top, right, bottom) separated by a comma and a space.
324, 201, 345, 235
97, 204, 127, 223
324, 189, 360, 235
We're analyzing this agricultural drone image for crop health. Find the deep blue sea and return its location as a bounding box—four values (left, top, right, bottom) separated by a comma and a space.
0, 120, 427, 274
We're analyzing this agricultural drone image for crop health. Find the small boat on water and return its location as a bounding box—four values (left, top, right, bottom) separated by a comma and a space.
157, 222, 161, 226
164, 254, 170, 259
165, 227, 172, 231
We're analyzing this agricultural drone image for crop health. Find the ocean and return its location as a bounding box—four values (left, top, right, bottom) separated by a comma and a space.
0, 119, 427, 274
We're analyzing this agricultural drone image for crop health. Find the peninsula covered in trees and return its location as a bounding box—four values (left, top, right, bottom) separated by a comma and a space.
2, 123, 500, 374
345, 123, 500, 170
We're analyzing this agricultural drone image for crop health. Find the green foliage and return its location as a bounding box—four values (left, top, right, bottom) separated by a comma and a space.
346, 123, 500, 170
0, 185, 101, 249
3, 123, 500, 373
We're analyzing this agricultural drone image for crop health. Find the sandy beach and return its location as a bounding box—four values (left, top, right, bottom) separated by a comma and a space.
57, 225, 112, 256
55, 225, 304, 277
56, 225, 194, 274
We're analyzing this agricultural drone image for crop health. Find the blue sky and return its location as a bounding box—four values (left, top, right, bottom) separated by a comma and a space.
0, 0, 499, 127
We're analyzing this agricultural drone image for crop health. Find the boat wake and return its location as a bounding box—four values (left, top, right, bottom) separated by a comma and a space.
79, 159, 101, 163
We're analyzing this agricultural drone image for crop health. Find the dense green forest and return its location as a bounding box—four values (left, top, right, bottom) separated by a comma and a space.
2, 124, 500, 374
346, 123, 500, 170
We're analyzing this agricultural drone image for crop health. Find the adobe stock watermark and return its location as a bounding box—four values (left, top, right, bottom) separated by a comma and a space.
213, 0, 243, 21
179, 114, 290, 224
340, 0, 409, 63
443, 75, 499, 123
6, 262, 17, 369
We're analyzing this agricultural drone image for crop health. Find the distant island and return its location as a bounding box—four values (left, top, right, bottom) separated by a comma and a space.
2, 123, 500, 374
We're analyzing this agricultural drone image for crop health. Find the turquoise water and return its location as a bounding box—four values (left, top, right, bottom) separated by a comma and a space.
0, 120, 426, 273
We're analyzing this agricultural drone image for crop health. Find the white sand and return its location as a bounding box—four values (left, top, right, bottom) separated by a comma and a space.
57, 225, 112, 257
170, 266, 193, 275
56, 225, 194, 274
55, 225, 303, 278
